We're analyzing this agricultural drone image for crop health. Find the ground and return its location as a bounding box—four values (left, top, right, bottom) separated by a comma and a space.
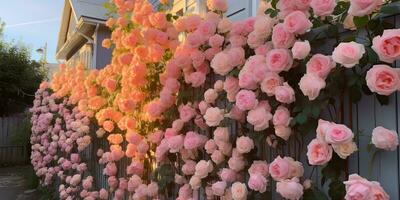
0, 166, 41, 200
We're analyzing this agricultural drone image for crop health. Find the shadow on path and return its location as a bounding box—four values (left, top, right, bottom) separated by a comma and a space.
0, 166, 41, 200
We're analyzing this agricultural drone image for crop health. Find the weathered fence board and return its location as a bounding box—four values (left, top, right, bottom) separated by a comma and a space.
0, 114, 28, 165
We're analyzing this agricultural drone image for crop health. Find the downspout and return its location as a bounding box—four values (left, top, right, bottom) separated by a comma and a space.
92, 23, 100, 69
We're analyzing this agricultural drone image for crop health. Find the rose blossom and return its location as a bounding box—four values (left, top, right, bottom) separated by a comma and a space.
292, 40, 311, 60
348, 0, 384, 17
275, 125, 292, 141
366, 64, 400, 96
189, 176, 201, 190
235, 90, 258, 111
266, 49, 293, 73
274, 83, 296, 104
205, 139, 218, 154
260, 72, 284, 96
179, 104, 196, 122
306, 54, 335, 79
332, 141, 358, 159
371, 126, 399, 151
299, 73, 326, 100
310, 0, 336, 17
182, 160, 196, 175
207, 0, 228, 12
276, 178, 304, 200
167, 135, 184, 153
283, 11, 312, 34
272, 23, 296, 49
371, 181, 390, 200
269, 156, 291, 181
236, 136, 254, 154
273, 106, 292, 126
231, 182, 247, 200
372, 29, 400, 63
248, 175, 267, 193
204, 107, 224, 127
204, 89, 219, 104
228, 156, 245, 172
214, 127, 230, 142
325, 123, 354, 144
211, 150, 225, 164
211, 52, 234, 75
248, 161, 269, 177
344, 174, 374, 200
184, 131, 207, 150
195, 160, 213, 178
212, 181, 227, 196
332, 42, 365, 68
307, 138, 333, 165
246, 106, 273, 131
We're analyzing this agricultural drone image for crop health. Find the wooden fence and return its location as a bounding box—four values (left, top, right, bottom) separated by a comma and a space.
0, 114, 29, 165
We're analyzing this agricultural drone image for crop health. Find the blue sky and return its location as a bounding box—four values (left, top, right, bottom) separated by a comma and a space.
0, 0, 64, 63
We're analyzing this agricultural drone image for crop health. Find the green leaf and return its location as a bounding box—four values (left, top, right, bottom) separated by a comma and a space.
349, 86, 362, 103
366, 47, 379, 64
328, 180, 346, 200
303, 188, 330, 200
376, 94, 389, 105
380, 3, 400, 15
353, 16, 369, 28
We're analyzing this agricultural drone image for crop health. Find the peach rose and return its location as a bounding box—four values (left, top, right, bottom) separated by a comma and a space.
275, 125, 292, 141
211, 150, 225, 164
372, 29, 400, 63
272, 23, 296, 49
344, 174, 374, 200
307, 138, 333, 165
276, 178, 304, 200
211, 52, 234, 75
266, 49, 293, 73
204, 107, 224, 127
283, 11, 312, 34
248, 160, 269, 177
218, 18, 233, 33
325, 123, 354, 145
348, 0, 384, 17
306, 54, 335, 79
189, 176, 201, 190
299, 73, 326, 100
310, 0, 336, 17
292, 40, 311, 60
371, 126, 399, 151
195, 160, 213, 178
231, 182, 248, 200
204, 89, 219, 104
332, 141, 358, 159
214, 127, 230, 142
246, 106, 273, 131
332, 42, 365, 68
366, 64, 400, 96
261, 72, 284, 96
235, 90, 258, 111
236, 136, 254, 154
207, 0, 228, 12
274, 82, 296, 104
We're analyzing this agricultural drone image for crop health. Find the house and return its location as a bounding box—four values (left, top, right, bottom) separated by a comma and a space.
56, 0, 112, 69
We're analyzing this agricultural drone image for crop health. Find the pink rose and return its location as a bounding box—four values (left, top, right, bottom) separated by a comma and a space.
316, 119, 333, 141
179, 104, 196, 122
189, 176, 201, 190
188, 71, 206, 87
205, 139, 218, 154
310, 0, 336, 16
273, 106, 292, 126
214, 80, 224, 92
228, 47, 246, 67
178, 184, 192, 199
274, 83, 296, 104
231, 182, 248, 200
224, 76, 240, 101
182, 160, 196, 175
248, 175, 267, 193
255, 43, 273, 55
299, 73, 326, 100
220, 168, 237, 183
266, 49, 293, 73
211, 150, 225, 164
204, 89, 219, 104
325, 123, 354, 144
283, 11, 312, 34
275, 125, 292, 140
292, 40, 311, 59
261, 72, 284, 96
371, 126, 399, 151
372, 29, 400, 63
195, 160, 213, 178
214, 127, 230, 142
272, 23, 296, 49
236, 136, 254, 154
207, 0, 228, 12
349, 0, 384, 17
228, 156, 245, 172
306, 54, 335, 79
332, 141, 358, 159
211, 52, 234, 75
212, 181, 227, 196
332, 42, 365, 68
184, 131, 207, 150
344, 174, 374, 200
269, 156, 291, 181
366, 64, 400, 96
209, 34, 225, 48
306, 138, 333, 165
218, 18, 232, 33
246, 106, 273, 131
248, 161, 269, 177
371, 181, 390, 200
235, 90, 258, 111
228, 105, 246, 122
276, 178, 304, 200
204, 107, 224, 127
167, 135, 184, 153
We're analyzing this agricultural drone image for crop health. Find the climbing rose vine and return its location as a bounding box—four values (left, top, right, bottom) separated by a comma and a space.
30, 0, 400, 199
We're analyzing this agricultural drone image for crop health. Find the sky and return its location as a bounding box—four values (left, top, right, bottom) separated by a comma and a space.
0, 0, 65, 63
